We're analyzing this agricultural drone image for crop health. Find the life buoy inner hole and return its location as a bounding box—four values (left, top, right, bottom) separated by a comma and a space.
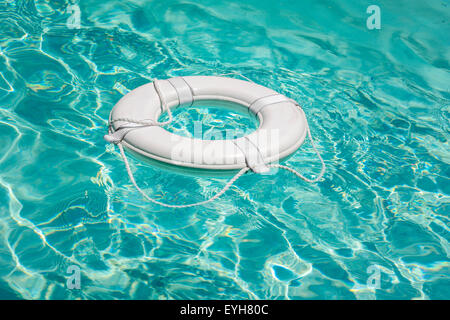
158, 100, 259, 140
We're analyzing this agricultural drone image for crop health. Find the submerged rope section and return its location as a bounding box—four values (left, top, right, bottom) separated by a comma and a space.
118, 142, 250, 208
104, 77, 325, 208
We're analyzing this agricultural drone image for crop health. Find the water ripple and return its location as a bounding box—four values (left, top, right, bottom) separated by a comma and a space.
0, 0, 448, 299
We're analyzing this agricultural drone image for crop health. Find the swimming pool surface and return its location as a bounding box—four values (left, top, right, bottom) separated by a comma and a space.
0, 0, 449, 299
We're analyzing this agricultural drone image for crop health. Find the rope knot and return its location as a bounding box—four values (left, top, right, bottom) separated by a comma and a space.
104, 128, 132, 145
250, 163, 270, 174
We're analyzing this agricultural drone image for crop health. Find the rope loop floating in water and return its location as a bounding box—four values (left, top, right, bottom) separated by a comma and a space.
104, 76, 326, 208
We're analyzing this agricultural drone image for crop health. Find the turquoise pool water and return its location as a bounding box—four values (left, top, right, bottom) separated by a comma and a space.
0, 0, 449, 300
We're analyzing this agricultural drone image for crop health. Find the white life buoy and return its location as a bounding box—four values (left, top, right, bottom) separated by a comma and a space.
107, 76, 307, 173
